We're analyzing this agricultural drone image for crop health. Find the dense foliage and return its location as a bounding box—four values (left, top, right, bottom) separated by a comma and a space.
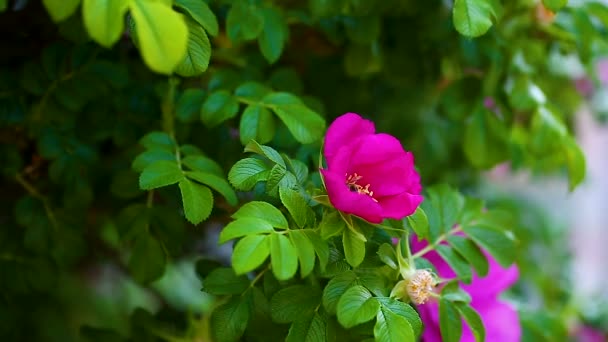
0, 0, 605, 341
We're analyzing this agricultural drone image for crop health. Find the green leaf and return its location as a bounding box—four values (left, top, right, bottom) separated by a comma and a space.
269, 233, 299, 280
186, 171, 238, 206
232, 201, 288, 229
279, 187, 309, 228
82, 0, 129, 47
240, 105, 276, 145
441, 282, 472, 303
211, 295, 250, 342
182, 155, 224, 176
319, 211, 346, 239
43, 0, 81, 22
132, 149, 175, 172
235, 81, 272, 101
228, 157, 269, 190
447, 235, 489, 277
174, 0, 218, 36
176, 88, 206, 122
140, 131, 176, 151
375, 298, 422, 337
262, 92, 326, 144
270, 285, 322, 323
139, 160, 184, 190
406, 207, 429, 239
200, 90, 239, 127
543, 0, 568, 12
322, 271, 358, 315
436, 245, 472, 283
563, 137, 585, 191
336, 285, 379, 328
258, 7, 288, 64
232, 234, 270, 274
244, 140, 285, 167
0, 0, 7, 11
464, 107, 508, 169
219, 217, 274, 244
439, 298, 462, 342
343, 228, 366, 268
174, 16, 211, 77
179, 178, 213, 225
286, 313, 326, 342
377, 243, 398, 269
303, 230, 329, 271
202, 267, 249, 295
463, 224, 516, 267
289, 230, 316, 277
422, 184, 465, 241
374, 305, 415, 342
455, 303, 485, 342
128, 234, 166, 284
129, 0, 188, 74
452, 0, 499, 38
226, 1, 264, 42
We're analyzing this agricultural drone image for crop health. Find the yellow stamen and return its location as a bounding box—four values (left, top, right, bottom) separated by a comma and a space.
345, 173, 378, 202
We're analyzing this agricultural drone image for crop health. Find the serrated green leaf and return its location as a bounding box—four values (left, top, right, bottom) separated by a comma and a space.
43, 0, 81, 22
262, 92, 326, 144
375, 298, 422, 337
258, 7, 288, 64
219, 217, 274, 244
439, 298, 462, 342
211, 295, 250, 342
336, 285, 379, 328
129, 0, 188, 74
455, 302, 485, 342
436, 245, 472, 283
176, 88, 206, 122
140, 131, 176, 151
228, 157, 269, 190
174, 0, 218, 36
343, 228, 365, 268
202, 267, 250, 295
226, 1, 264, 42
374, 306, 415, 342
132, 149, 175, 172
322, 271, 358, 314
232, 234, 270, 274
265, 164, 287, 196
175, 16, 211, 77
453, 0, 499, 38
128, 234, 166, 284
286, 313, 326, 342
406, 207, 429, 239
423, 184, 465, 242
139, 160, 183, 190
377, 243, 398, 269
186, 171, 237, 206
463, 224, 516, 267
319, 210, 345, 239
182, 155, 224, 176
270, 285, 322, 323
447, 235, 489, 277
179, 178, 213, 225
82, 0, 129, 47
244, 140, 285, 167
234, 81, 272, 101
303, 230, 329, 271
289, 230, 316, 277
240, 105, 276, 145
269, 233, 298, 280
279, 187, 309, 227
464, 107, 508, 168
201, 90, 239, 127
232, 201, 288, 229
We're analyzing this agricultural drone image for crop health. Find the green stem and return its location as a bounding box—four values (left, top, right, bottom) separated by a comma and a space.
411, 226, 462, 259
249, 267, 269, 289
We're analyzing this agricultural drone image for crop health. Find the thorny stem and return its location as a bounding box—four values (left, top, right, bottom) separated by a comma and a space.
411, 225, 463, 259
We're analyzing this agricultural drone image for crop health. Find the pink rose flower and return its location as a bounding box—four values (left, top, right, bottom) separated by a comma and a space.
320, 113, 423, 223
411, 237, 521, 342
574, 325, 605, 342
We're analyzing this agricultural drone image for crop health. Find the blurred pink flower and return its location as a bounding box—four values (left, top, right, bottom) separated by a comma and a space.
596, 58, 608, 85
411, 237, 520, 342
574, 325, 605, 342
320, 113, 423, 223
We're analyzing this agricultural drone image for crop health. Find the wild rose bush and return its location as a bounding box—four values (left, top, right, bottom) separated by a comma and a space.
1, 1, 607, 342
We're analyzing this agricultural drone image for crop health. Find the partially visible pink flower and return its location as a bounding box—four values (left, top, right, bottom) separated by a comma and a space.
575, 77, 594, 97
411, 237, 520, 342
574, 325, 605, 342
596, 58, 608, 85
320, 113, 423, 223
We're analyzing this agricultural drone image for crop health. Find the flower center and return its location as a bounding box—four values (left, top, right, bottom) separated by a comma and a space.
345, 173, 377, 202
406, 270, 435, 305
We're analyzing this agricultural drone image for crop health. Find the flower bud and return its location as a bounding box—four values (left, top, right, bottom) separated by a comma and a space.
406, 269, 435, 305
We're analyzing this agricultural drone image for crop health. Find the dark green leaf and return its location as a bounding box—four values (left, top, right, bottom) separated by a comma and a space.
128, 234, 166, 284
463, 224, 516, 267
174, 16, 211, 77
441, 282, 472, 303
406, 207, 429, 239
377, 243, 398, 269
322, 271, 359, 315
234, 81, 272, 102
343, 228, 366, 268
174, 0, 219, 36
139, 160, 183, 190
232, 234, 270, 274
219, 217, 274, 244
286, 313, 326, 342
228, 157, 269, 190
258, 7, 288, 63
178, 178, 213, 225
436, 245, 472, 283
186, 171, 238, 206
336, 285, 379, 328
374, 305, 415, 342
303, 230, 329, 271
226, 2, 264, 42
176, 88, 206, 122
203, 267, 250, 295
455, 302, 485, 342
270, 285, 322, 323
211, 295, 250, 342
439, 298, 462, 342
140, 131, 176, 151
244, 140, 286, 167
376, 298, 422, 337
201, 90, 239, 127
289, 230, 316, 277
319, 210, 346, 240
182, 155, 224, 176
262, 92, 326, 144
132, 149, 175, 172
447, 235, 489, 277
269, 233, 298, 281
239, 105, 276, 145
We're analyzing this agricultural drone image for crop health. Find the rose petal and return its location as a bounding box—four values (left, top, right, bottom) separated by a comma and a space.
462, 256, 519, 301
354, 152, 420, 197
350, 133, 407, 166
377, 191, 424, 220
320, 168, 383, 223
324, 113, 375, 165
